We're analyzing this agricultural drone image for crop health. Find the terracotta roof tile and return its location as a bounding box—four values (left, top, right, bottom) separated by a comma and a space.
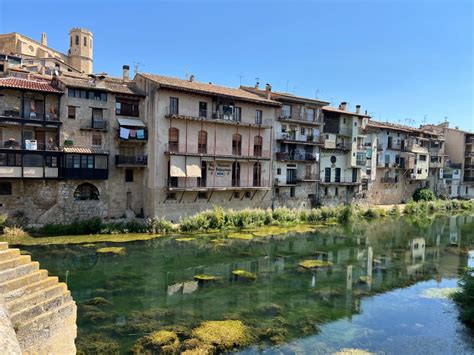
139, 73, 280, 106
323, 106, 370, 118
58, 75, 146, 96
63, 146, 109, 154
240, 86, 329, 106
367, 119, 420, 133
0, 77, 63, 93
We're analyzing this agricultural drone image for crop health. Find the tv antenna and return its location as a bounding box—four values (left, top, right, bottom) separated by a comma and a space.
133, 62, 143, 75
238, 74, 245, 86
315, 89, 320, 99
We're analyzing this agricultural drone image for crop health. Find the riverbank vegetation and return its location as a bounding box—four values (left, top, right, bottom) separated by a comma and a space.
453, 268, 474, 327
0, 199, 472, 242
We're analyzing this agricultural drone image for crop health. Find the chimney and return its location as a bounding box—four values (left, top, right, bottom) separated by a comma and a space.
122, 65, 130, 81
255, 81, 260, 89
265, 83, 272, 99
189, 74, 195, 82
355, 105, 361, 114
339, 102, 347, 110
41, 32, 47, 46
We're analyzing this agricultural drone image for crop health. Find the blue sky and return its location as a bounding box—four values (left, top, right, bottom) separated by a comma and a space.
1, 0, 472, 130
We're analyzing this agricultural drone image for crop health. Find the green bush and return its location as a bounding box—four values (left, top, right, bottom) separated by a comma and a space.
0, 214, 7, 232
453, 268, 474, 327
413, 188, 436, 202
146, 218, 175, 234
338, 205, 354, 224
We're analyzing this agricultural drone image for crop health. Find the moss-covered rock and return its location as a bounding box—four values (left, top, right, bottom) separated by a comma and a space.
76, 333, 120, 354
298, 259, 333, 269
84, 296, 112, 307
96, 246, 126, 255
81, 305, 115, 324
131, 330, 180, 354
232, 269, 257, 281
191, 320, 252, 351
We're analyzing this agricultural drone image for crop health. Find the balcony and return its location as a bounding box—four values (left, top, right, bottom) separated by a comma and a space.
115, 155, 148, 167
117, 118, 147, 142
277, 132, 321, 145
165, 107, 271, 128
165, 178, 270, 191
405, 138, 428, 154
278, 112, 324, 125
299, 173, 320, 181
165, 143, 271, 160
0, 149, 61, 179
276, 151, 317, 162
0, 109, 61, 126
320, 177, 360, 185
464, 164, 474, 169
80, 119, 108, 131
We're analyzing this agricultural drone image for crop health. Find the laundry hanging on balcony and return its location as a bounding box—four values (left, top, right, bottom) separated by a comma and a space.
186, 157, 201, 177
170, 156, 186, 177
120, 127, 130, 139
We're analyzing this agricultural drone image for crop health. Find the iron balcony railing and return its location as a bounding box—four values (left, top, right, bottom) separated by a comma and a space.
1, 109, 60, 122
165, 106, 271, 126
276, 151, 317, 161
166, 178, 270, 189
277, 132, 322, 143
80, 119, 108, 131
165, 143, 270, 158
115, 155, 148, 166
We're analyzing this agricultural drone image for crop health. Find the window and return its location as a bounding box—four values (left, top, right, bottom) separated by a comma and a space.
307, 108, 315, 122
282, 105, 291, 118
245, 191, 251, 198
419, 154, 427, 162
169, 97, 179, 115
255, 110, 263, 124
324, 187, 328, 196
81, 155, 94, 169
198, 130, 207, 154
83, 36, 87, 46
275, 188, 280, 195
0, 182, 12, 195
253, 162, 262, 186
75, 35, 79, 45
290, 187, 295, 198
301, 127, 306, 135
74, 183, 99, 200
277, 168, 281, 175
168, 128, 179, 152
23, 154, 43, 167
45, 156, 58, 168
67, 106, 76, 119
233, 107, 241, 122
232, 134, 242, 155
166, 193, 177, 200
197, 192, 207, 199
199, 102, 207, 118
125, 169, 134, 182
253, 136, 263, 157
94, 155, 108, 169
0, 153, 21, 166
324, 168, 331, 182
335, 187, 339, 196
234, 192, 240, 199
232, 162, 240, 187
92, 134, 102, 146
116, 98, 139, 117
335, 168, 341, 182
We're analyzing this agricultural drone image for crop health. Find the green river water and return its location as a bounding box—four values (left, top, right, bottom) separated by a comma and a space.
23, 215, 474, 354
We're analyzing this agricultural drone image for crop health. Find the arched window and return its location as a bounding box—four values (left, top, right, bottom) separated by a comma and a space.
74, 183, 99, 200
232, 134, 242, 155
168, 127, 179, 152
253, 135, 263, 157
75, 35, 79, 45
198, 130, 207, 154
232, 162, 240, 187
253, 162, 262, 187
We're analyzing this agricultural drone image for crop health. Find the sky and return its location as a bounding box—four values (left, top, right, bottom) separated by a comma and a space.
1, 0, 472, 131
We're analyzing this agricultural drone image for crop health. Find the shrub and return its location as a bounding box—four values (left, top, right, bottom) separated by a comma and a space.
38, 217, 104, 236
413, 188, 436, 202
0, 214, 7, 232
4, 226, 29, 238
453, 268, 474, 327
147, 218, 175, 234
338, 205, 354, 224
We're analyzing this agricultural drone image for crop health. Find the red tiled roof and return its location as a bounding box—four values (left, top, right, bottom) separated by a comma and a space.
367, 119, 420, 133
0, 77, 63, 93
323, 106, 370, 118
240, 86, 329, 106
139, 73, 280, 106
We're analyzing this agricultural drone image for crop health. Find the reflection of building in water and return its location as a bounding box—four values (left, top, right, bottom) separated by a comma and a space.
449, 216, 460, 245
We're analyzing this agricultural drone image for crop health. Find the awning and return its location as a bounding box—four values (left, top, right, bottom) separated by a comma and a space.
117, 118, 146, 127
186, 157, 201, 177
170, 156, 186, 177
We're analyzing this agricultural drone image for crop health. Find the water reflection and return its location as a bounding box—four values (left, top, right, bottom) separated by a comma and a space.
26, 214, 474, 353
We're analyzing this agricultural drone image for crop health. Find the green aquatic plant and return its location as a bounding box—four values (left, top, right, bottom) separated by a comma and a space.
232, 269, 257, 281
191, 320, 253, 351
96, 247, 126, 255
453, 268, 474, 327
131, 330, 180, 354
76, 333, 121, 354
194, 274, 217, 282
175, 237, 195, 242
298, 260, 333, 269
84, 296, 113, 307
80, 305, 115, 324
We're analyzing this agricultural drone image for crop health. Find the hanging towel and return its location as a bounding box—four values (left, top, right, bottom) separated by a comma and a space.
136, 129, 145, 139
120, 127, 130, 139
129, 129, 137, 138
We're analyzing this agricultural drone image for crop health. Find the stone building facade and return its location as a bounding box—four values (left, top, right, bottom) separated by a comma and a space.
134, 73, 279, 221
